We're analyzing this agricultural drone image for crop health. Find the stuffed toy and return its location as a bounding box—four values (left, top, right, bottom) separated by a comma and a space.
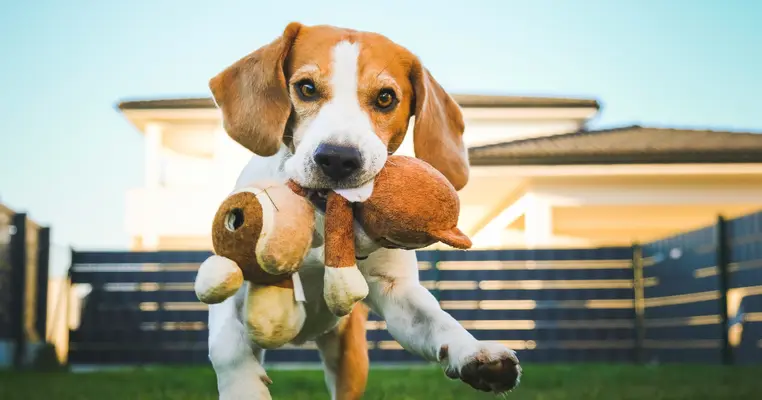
289, 155, 472, 317
195, 155, 472, 348
193, 180, 316, 349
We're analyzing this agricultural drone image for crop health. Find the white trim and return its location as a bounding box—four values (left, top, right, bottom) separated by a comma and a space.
122, 109, 222, 133
471, 194, 530, 248
462, 107, 598, 121
469, 164, 762, 178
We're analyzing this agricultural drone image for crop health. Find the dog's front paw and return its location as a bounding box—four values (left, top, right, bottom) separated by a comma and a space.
439, 341, 521, 394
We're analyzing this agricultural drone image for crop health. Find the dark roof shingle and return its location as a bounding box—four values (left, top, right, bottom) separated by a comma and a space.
468, 125, 762, 165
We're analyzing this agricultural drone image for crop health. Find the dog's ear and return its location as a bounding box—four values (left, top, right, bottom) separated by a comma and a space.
409, 59, 469, 191
209, 22, 302, 157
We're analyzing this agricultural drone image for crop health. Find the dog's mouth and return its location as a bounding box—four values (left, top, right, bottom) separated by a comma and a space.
303, 193, 421, 252
303, 179, 375, 214
305, 190, 363, 221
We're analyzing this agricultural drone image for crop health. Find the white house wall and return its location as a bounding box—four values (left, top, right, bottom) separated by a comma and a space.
125, 187, 223, 240
530, 175, 762, 207
459, 120, 585, 148
394, 115, 587, 157
460, 171, 762, 250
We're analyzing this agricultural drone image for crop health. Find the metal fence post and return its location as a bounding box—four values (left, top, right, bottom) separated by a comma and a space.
715, 216, 733, 365
631, 243, 645, 364
65, 248, 76, 365
9, 213, 27, 368
35, 227, 50, 341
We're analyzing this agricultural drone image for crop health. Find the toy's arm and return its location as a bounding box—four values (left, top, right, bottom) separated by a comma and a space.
194, 255, 244, 304
325, 192, 356, 267
322, 191, 369, 316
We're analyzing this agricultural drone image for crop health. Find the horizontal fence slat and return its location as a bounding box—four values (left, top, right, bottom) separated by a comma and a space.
435, 248, 633, 262
72, 251, 214, 264
72, 269, 437, 285
643, 325, 723, 341
71, 270, 200, 284
75, 287, 637, 302
438, 288, 634, 301
444, 308, 636, 321
642, 301, 723, 319
437, 269, 634, 281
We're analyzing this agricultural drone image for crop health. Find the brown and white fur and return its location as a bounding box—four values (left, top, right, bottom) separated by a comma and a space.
207, 22, 521, 399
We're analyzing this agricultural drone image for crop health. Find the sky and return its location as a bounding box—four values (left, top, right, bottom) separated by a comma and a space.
0, 0, 761, 274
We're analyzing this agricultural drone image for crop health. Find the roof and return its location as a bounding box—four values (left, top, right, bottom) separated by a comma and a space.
468, 125, 762, 166
116, 94, 600, 111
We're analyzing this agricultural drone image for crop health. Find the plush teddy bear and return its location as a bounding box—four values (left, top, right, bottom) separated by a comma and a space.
193, 180, 316, 349
288, 155, 472, 317
195, 155, 472, 348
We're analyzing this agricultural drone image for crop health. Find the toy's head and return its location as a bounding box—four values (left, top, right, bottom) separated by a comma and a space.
212, 181, 316, 284
355, 155, 472, 250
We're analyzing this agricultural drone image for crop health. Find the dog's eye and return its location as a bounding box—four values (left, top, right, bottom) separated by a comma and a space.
224, 208, 245, 232
375, 89, 397, 110
295, 79, 318, 101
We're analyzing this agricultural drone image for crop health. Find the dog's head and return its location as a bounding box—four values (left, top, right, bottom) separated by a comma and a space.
209, 22, 468, 191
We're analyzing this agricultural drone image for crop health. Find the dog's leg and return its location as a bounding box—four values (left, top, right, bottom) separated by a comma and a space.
208, 286, 272, 399
361, 249, 521, 395
315, 303, 370, 400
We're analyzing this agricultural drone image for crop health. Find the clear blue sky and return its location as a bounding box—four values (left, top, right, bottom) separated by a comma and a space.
1, 0, 761, 273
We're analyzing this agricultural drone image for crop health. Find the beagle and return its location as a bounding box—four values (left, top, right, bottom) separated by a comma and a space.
207, 22, 521, 399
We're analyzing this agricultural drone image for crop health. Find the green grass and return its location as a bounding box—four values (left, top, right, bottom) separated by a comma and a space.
1, 364, 761, 399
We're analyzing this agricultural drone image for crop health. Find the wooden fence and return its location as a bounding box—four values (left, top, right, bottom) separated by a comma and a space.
0, 206, 51, 368
67, 247, 637, 365
65, 209, 762, 366
640, 212, 762, 365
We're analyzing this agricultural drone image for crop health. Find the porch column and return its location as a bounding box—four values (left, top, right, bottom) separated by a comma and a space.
524, 195, 553, 249
212, 127, 232, 189
144, 123, 163, 188
143, 123, 163, 250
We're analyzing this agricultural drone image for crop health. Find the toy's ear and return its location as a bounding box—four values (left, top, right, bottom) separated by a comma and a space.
431, 227, 472, 250
194, 255, 243, 304
209, 22, 302, 156
409, 58, 469, 191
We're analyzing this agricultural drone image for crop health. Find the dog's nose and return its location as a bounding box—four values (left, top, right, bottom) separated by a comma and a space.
313, 144, 362, 181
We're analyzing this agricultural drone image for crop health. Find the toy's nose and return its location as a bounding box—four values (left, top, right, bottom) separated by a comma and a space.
313, 144, 362, 181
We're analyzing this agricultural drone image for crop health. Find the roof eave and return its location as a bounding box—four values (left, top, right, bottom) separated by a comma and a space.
115, 95, 601, 111
468, 152, 762, 166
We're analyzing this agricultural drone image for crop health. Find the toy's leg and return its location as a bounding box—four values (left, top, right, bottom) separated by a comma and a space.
315, 303, 370, 400
208, 286, 272, 400
323, 192, 369, 317
361, 248, 521, 395
245, 283, 306, 349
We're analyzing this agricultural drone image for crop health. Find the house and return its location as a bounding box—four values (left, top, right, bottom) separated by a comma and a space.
117, 95, 762, 251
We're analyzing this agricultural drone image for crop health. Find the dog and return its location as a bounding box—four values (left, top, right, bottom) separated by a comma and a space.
206, 22, 522, 399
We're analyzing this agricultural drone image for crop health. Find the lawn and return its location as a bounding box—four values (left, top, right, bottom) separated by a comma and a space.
1, 364, 761, 399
